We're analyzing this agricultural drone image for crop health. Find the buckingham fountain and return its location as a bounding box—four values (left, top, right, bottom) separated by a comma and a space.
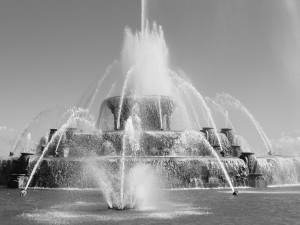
1, 1, 300, 210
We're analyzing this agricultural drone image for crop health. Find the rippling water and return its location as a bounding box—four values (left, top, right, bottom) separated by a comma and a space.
0, 186, 299, 225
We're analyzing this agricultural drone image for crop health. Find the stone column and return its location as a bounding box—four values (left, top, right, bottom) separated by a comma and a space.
231, 145, 241, 157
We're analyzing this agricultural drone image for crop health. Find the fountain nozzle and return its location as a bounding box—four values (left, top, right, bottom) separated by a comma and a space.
108, 205, 133, 210
20, 189, 27, 196
232, 190, 238, 196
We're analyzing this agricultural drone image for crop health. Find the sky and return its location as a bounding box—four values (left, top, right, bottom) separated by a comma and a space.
0, 0, 300, 155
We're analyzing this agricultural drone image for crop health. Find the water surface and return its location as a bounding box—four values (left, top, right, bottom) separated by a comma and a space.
0, 186, 299, 225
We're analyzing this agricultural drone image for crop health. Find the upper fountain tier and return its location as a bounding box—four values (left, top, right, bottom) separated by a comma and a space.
97, 95, 175, 131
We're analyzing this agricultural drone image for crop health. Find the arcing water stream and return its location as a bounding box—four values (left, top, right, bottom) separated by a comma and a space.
24, 108, 95, 191
205, 97, 236, 132
215, 93, 274, 155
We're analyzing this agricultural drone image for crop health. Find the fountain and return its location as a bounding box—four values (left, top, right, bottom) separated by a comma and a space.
1, 90, 286, 209
0, 0, 299, 212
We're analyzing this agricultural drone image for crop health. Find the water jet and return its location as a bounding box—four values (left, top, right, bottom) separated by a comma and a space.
232, 190, 238, 195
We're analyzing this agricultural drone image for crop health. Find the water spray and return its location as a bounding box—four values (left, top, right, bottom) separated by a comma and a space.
87, 61, 117, 112
21, 108, 94, 196
169, 69, 235, 193
216, 93, 274, 155
141, 0, 147, 35
117, 65, 136, 130
205, 97, 236, 132
10, 107, 63, 156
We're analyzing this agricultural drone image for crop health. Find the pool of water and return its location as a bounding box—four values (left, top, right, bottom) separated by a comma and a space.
0, 185, 299, 225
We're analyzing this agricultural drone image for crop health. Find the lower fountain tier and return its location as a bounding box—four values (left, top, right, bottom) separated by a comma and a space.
1, 156, 299, 188
51, 130, 239, 157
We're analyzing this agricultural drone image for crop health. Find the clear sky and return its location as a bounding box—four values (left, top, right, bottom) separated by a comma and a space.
0, 0, 300, 154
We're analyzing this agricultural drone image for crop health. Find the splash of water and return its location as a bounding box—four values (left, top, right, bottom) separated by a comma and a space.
119, 128, 127, 209
85, 159, 113, 208
54, 108, 96, 155
119, 116, 142, 209
127, 164, 161, 210
122, 22, 171, 96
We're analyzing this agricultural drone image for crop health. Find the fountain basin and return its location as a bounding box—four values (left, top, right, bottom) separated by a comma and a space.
19, 156, 248, 189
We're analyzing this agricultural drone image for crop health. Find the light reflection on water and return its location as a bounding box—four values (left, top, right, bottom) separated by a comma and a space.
0, 187, 299, 225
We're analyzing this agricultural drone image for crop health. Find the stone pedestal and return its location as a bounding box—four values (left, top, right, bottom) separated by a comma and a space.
19, 152, 35, 175
201, 127, 216, 146
231, 145, 241, 157
220, 128, 235, 145
239, 152, 254, 165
